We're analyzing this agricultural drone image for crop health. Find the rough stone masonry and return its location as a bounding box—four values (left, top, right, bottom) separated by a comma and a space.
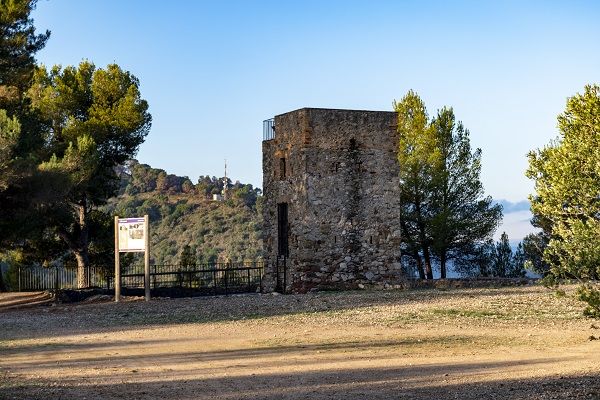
262, 108, 403, 293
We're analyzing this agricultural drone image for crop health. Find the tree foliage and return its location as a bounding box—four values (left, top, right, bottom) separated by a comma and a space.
429, 107, 503, 278
491, 233, 526, 278
452, 233, 527, 278
526, 84, 600, 280
0, 109, 20, 190
395, 90, 436, 279
395, 91, 502, 279
0, 0, 49, 103
27, 62, 152, 287
0, 0, 50, 291
526, 84, 600, 318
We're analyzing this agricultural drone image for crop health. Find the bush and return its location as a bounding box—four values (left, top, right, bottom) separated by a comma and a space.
576, 284, 600, 319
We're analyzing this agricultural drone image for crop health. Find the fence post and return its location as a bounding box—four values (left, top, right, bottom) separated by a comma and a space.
152, 264, 156, 290
54, 267, 59, 302
213, 269, 217, 296
225, 264, 229, 296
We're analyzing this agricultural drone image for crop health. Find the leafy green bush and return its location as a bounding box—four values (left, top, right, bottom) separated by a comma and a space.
576, 284, 600, 319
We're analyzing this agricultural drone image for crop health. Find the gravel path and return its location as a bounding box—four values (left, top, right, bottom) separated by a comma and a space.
1, 284, 599, 399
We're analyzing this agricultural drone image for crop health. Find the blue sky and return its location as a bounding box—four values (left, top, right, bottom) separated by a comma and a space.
31, 0, 600, 242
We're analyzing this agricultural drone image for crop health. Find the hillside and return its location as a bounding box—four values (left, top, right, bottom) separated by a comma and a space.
105, 160, 263, 265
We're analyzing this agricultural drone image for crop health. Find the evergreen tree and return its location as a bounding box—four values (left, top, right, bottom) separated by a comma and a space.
430, 107, 502, 278
491, 232, 514, 278
28, 62, 152, 288
395, 90, 437, 279
0, 0, 52, 292
180, 245, 196, 269
395, 91, 502, 279
0, 110, 20, 190
511, 243, 527, 278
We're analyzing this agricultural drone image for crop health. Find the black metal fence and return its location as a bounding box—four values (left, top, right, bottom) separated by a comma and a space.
123, 262, 264, 295
18, 265, 110, 292
19, 262, 264, 296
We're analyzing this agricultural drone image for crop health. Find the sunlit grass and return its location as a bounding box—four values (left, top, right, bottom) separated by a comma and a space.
429, 308, 500, 318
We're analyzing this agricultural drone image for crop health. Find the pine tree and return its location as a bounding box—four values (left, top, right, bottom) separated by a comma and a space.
395, 91, 502, 279
395, 90, 437, 279
430, 107, 502, 278
491, 232, 513, 278
29, 62, 152, 288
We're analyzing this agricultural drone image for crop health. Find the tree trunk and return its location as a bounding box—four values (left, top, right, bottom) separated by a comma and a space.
74, 250, 90, 288
414, 250, 425, 280
0, 266, 6, 292
415, 202, 434, 280
76, 201, 90, 288
422, 245, 434, 280
440, 252, 447, 279
58, 201, 91, 289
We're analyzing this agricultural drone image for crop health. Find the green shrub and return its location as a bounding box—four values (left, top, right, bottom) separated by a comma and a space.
576, 284, 600, 319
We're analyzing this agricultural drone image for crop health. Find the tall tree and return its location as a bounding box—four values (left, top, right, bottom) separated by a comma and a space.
0, 0, 49, 215
395, 91, 502, 279
430, 107, 502, 278
394, 90, 437, 279
526, 84, 600, 280
0, 0, 50, 292
0, 110, 20, 291
28, 62, 152, 288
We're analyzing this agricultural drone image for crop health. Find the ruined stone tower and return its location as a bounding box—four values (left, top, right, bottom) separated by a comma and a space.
262, 108, 403, 293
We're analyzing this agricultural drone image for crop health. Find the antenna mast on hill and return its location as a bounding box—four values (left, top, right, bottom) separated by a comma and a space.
222, 158, 228, 200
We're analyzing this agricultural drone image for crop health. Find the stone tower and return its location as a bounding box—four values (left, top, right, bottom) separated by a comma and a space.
262, 108, 403, 293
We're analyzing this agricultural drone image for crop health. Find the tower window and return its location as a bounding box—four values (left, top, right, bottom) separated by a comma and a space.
280, 157, 287, 179
277, 203, 289, 257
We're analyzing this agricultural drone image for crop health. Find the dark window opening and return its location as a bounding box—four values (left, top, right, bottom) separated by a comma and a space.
277, 203, 289, 257
280, 158, 287, 179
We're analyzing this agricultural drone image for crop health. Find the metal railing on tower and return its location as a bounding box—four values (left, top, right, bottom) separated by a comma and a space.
263, 118, 275, 140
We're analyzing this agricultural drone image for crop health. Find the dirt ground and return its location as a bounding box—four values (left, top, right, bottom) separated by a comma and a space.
1, 284, 599, 399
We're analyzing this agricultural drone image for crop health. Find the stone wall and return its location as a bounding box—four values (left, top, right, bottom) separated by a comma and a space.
262, 108, 403, 293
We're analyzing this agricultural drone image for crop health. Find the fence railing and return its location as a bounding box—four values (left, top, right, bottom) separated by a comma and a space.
19, 262, 264, 296
122, 262, 263, 295
18, 265, 110, 292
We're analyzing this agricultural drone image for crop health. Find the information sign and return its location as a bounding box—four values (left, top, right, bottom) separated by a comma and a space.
117, 218, 146, 252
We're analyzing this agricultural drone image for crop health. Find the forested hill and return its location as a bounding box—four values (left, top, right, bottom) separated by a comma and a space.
105, 160, 263, 265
